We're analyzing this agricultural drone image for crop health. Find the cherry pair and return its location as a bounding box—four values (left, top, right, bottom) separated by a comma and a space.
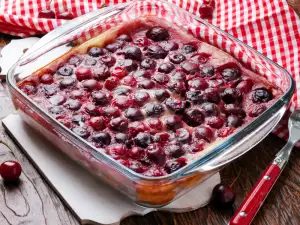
38, 10, 74, 20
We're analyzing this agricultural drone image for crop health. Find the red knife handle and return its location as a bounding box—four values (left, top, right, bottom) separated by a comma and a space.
229, 163, 281, 225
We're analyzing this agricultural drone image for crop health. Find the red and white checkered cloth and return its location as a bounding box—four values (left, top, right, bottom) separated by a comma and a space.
0, 0, 300, 141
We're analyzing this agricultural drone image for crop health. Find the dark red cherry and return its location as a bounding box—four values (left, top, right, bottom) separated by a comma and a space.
38, 10, 56, 19
100, 55, 116, 67
40, 74, 53, 84
84, 58, 97, 66
85, 103, 101, 116
153, 73, 169, 85
155, 89, 170, 101
50, 95, 66, 106
112, 96, 133, 109
205, 88, 220, 103
201, 102, 220, 116
72, 127, 90, 139
200, 66, 215, 77
82, 79, 102, 91
137, 79, 155, 89
141, 58, 156, 70
134, 92, 150, 106
125, 108, 144, 121
185, 90, 205, 104
158, 63, 175, 74
117, 59, 138, 72
207, 116, 225, 129
115, 133, 128, 144
166, 143, 185, 158
92, 132, 111, 146
147, 45, 168, 59
117, 34, 132, 42
57, 66, 73, 76
252, 88, 272, 103
57, 11, 74, 20
144, 102, 165, 117
124, 46, 142, 61
165, 98, 186, 114
160, 41, 179, 51
135, 132, 153, 148
183, 108, 204, 127
199, 4, 214, 18
226, 115, 243, 128
103, 106, 121, 118
93, 64, 110, 80
222, 68, 241, 81
176, 128, 191, 144
169, 53, 186, 64
122, 76, 137, 87
128, 121, 148, 137
195, 126, 213, 142
128, 147, 145, 160
89, 117, 106, 131
133, 36, 149, 47
106, 144, 128, 159
188, 78, 208, 90
92, 91, 110, 105
64, 99, 82, 111
114, 86, 132, 96
164, 158, 187, 174
146, 27, 169, 41
68, 56, 82, 66
72, 115, 85, 125
153, 132, 170, 142
220, 88, 242, 104
105, 42, 123, 52
44, 84, 58, 96
0, 160, 22, 182
171, 71, 186, 81
168, 80, 187, 94
212, 183, 236, 208
181, 61, 199, 74
249, 105, 267, 117
217, 127, 235, 138
164, 115, 183, 131
111, 66, 128, 79
132, 70, 151, 79
128, 161, 145, 173
59, 78, 76, 88
236, 80, 253, 93
182, 44, 197, 54
109, 117, 128, 132
104, 77, 120, 90
88, 47, 106, 57
146, 144, 166, 165
146, 118, 163, 131
224, 104, 246, 118
76, 67, 92, 80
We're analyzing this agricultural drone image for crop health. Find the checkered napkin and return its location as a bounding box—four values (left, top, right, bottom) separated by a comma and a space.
0, 0, 300, 141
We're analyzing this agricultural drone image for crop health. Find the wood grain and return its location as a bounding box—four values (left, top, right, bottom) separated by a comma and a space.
0, 2, 299, 224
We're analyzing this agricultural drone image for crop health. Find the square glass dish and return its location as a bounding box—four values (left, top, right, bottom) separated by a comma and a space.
7, 0, 294, 207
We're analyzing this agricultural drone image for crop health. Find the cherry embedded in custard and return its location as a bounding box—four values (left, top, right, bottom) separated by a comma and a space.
125, 108, 144, 121
124, 46, 142, 61
135, 132, 153, 148
176, 128, 191, 144
147, 45, 168, 59
88, 47, 106, 57
134, 92, 150, 106
182, 44, 197, 54
146, 27, 169, 41
109, 117, 129, 132
252, 88, 272, 103
164, 115, 183, 131
40, 74, 54, 84
38, 10, 56, 19
249, 104, 267, 117
164, 158, 187, 174
104, 77, 120, 90
0, 160, 22, 182
158, 63, 175, 74
144, 102, 164, 117
92, 132, 111, 146
195, 126, 213, 142
137, 79, 155, 89
141, 58, 156, 69
188, 78, 208, 90
155, 89, 170, 102
103, 106, 121, 118
57, 66, 73, 76
111, 67, 128, 79
183, 108, 204, 127
122, 76, 137, 87
200, 66, 215, 77
146, 144, 166, 165
112, 96, 133, 109
169, 53, 186, 64
117, 34, 132, 42
75, 67, 92, 80
82, 79, 102, 91
89, 117, 106, 131
128, 121, 148, 137
92, 91, 110, 106
222, 68, 241, 82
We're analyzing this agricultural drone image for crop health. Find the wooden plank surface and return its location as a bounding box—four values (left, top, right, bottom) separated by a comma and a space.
0, 1, 299, 224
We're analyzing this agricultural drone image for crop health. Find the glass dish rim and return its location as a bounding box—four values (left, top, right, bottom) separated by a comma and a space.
7, 0, 295, 182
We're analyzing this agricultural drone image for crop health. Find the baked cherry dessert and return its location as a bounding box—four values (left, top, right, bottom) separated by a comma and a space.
18, 17, 282, 177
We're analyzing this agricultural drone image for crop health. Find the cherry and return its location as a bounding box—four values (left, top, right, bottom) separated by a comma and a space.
166, 143, 185, 158
89, 117, 106, 130
176, 128, 191, 144
236, 80, 253, 93
222, 68, 241, 81
128, 161, 145, 173
199, 4, 214, 18
100, 55, 116, 67
188, 78, 208, 90
200, 66, 215, 77
133, 36, 149, 47
224, 104, 246, 118
84, 58, 97, 66
106, 144, 128, 159
153, 73, 169, 85
105, 42, 123, 52
147, 45, 168, 59
38, 10, 56, 19
112, 96, 133, 109
146, 118, 163, 131
117, 59, 137, 72
153, 132, 170, 142
182, 44, 197, 54
122, 76, 137, 87
82, 79, 102, 91
132, 70, 151, 79
49, 106, 65, 115
164, 115, 183, 131
165, 158, 187, 173
104, 77, 120, 90
160, 41, 179, 51
165, 98, 186, 113
191, 53, 211, 64
207, 116, 225, 129
144, 102, 164, 117
249, 105, 267, 117
227, 115, 243, 128
217, 127, 234, 138
183, 108, 204, 127
146, 27, 169, 41
103, 106, 121, 118
109, 117, 128, 132
76, 67, 92, 80
169, 53, 186, 64
88, 47, 106, 57
211, 183, 236, 208
50, 95, 66, 105
44, 84, 58, 96
128, 121, 148, 137
188, 140, 206, 153
146, 144, 166, 165
125, 108, 144, 121
72, 127, 90, 139
141, 58, 156, 69
252, 88, 272, 103
92, 91, 110, 106
158, 63, 175, 74
201, 102, 220, 116
59, 78, 76, 88
135, 132, 153, 148
92, 132, 111, 146
171, 71, 186, 81
117, 34, 132, 42
93, 64, 110, 80
155, 89, 170, 101
114, 86, 132, 96
64, 99, 82, 111
111, 67, 128, 79
57, 66, 73, 76
68, 56, 82, 66
137, 79, 155, 89
57, 11, 74, 20
185, 90, 205, 103
181, 61, 199, 74
168, 80, 187, 94
0, 161, 22, 182
208, 79, 224, 88
128, 147, 145, 160
40, 74, 53, 84
115, 133, 128, 144
134, 92, 150, 105
195, 126, 213, 142
220, 88, 242, 104
85, 103, 101, 116
205, 88, 220, 103
124, 46, 142, 61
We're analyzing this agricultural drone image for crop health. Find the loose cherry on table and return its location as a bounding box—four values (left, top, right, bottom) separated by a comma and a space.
0, 160, 22, 182
38, 10, 56, 19
199, 0, 215, 18
211, 183, 236, 208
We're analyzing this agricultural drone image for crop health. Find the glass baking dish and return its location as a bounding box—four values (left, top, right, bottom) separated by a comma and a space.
7, 0, 294, 207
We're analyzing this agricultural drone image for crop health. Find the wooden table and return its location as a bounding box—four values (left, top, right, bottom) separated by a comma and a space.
0, 2, 300, 224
